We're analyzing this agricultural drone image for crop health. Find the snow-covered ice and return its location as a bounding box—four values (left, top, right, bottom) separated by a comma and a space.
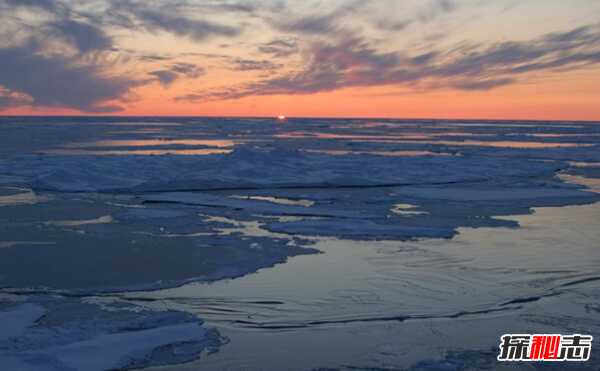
0, 296, 221, 371
1, 116, 599, 370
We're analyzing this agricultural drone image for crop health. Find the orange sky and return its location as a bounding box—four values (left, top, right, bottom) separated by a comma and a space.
1, 0, 600, 121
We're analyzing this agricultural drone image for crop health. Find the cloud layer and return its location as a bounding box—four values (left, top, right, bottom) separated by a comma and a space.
1, 0, 600, 112
0, 42, 134, 112
180, 25, 600, 101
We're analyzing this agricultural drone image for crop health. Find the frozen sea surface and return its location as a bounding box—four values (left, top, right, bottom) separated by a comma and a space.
127, 203, 600, 371
0, 117, 599, 370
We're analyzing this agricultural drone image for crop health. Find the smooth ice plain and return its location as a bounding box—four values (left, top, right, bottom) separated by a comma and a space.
0, 116, 599, 370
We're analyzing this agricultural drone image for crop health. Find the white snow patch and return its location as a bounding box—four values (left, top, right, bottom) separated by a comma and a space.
559, 173, 600, 194
391, 204, 428, 216
230, 195, 314, 207
0, 298, 222, 371
45, 322, 211, 371
0, 188, 48, 206
569, 161, 600, 168
44, 215, 113, 227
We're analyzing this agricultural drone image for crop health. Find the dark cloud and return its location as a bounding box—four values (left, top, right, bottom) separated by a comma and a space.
436, 26, 600, 79
136, 53, 172, 62
0, 0, 112, 54
150, 63, 204, 86
174, 92, 205, 103
175, 88, 239, 104
374, 19, 411, 32
108, 1, 241, 42
230, 58, 281, 71
171, 62, 204, 77
411, 51, 439, 65
48, 19, 112, 53
178, 36, 401, 101
258, 38, 298, 58
134, 11, 239, 41
0, 42, 136, 112
280, 14, 338, 35
207, 1, 256, 13
3, 0, 59, 11
451, 78, 516, 91
177, 25, 600, 102
149, 70, 178, 86
270, 0, 364, 36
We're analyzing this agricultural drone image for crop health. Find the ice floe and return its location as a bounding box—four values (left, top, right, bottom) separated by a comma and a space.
0, 296, 222, 371
0, 146, 570, 192
0, 187, 48, 206
1, 117, 600, 370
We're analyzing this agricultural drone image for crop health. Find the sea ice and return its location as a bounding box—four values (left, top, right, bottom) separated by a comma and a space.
0, 296, 222, 371
1, 117, 599, 370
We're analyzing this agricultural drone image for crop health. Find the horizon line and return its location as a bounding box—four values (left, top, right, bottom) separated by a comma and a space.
0, 114, 599, 123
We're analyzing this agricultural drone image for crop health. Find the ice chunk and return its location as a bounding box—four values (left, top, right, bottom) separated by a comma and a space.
392, 204, 429, 216
230, 195, 315, 207
47, 322, 213, 371
44, 215, 113, 227
0, 297, 222, 371
0, 188, 48, 206
144, 192, 365, 218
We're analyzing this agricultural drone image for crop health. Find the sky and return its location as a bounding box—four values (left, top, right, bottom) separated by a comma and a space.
1, 0, 600, 120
